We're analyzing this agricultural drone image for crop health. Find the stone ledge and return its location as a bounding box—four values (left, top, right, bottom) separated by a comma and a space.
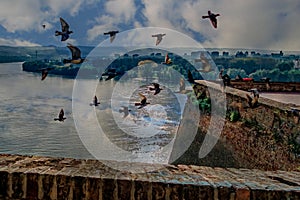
0, 154, 299, 199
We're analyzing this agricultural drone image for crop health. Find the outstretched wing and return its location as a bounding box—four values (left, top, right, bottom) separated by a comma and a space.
59, 109, 64, 118
41, 69, 48, 81
210, 18, 218, 28
152, 83, 160, 89
67, 43, 81, 60
156, 36, 162, 45
138, 93, 147, 104
60, 17, 70, 32
110, 34, 116, 43
165, 53, 171, 64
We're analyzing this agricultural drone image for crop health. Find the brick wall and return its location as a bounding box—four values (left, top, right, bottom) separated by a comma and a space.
0, 154, 300, 199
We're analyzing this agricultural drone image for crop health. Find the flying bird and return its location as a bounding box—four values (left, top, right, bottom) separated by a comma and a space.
90, 96, 100, 106
134, 93, 150, 109
63, 43, 85, 64
148, 83, 162, 95
138, 60, 158, 67
39, 67, 54, 81
195, 52, 213, 72
152, 33, 166, 45
187, 70, 194, 83
162, 53, 172, 65
104, 31, 119, 43
54, 109, 66, 122
42, 24, 46, 29
55, 17, 73, 41
202, 10, 220, 28
119, 106, 131, 118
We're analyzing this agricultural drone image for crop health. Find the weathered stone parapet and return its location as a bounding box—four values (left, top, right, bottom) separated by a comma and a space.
227, 81, 300, 92
0, 154, 299, 199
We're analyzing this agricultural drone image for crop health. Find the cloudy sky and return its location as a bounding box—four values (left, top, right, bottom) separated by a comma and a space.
0, 0, 300, 51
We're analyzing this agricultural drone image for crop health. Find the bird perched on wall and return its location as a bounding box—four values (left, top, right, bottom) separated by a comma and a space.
162, 53, 172, 65
202, 10, 220, 28
219, 69, 230, 89
55, 17, 73, 41
152, 33, 166, 45
148, 83, 162, 95
261, 77, 271, 91
119, 106, 131, 118
249, 88, 259, 98
54, 109, 66, 122
246, 88, 259, 108
39, 67, 54, 81
291, 108, 300, 124
104, 31, 119, 43
135, 93, 150, 109
90, 96, 100, 106
63, 43, 85, 64
195, 52, 213, 72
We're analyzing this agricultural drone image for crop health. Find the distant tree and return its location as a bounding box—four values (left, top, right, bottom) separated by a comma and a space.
226, 68, 247, 79
276, 61, 293, 71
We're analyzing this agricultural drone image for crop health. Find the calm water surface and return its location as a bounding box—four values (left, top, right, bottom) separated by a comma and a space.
0, 62, 182, 162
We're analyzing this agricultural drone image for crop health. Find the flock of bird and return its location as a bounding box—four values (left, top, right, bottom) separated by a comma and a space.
44, 10, 222, 122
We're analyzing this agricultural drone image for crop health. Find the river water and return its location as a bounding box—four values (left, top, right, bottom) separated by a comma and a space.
0, 62, 185, 165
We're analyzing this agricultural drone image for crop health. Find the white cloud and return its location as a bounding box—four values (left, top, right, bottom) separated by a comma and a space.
138, 0, 300, 51
0, 1, 42, 32
0, 0, 97, 33
0, 0, 300, 50
87, 0, 137, 41
0, 38, 41, 46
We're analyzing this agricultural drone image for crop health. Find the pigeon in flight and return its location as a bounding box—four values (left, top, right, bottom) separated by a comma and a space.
187, 70, 194, 83
104, 31, 119, 43
119, 106, 131, 118
202, 10, 220, 28
54, 109, 66, 122
195, 52, 213, 72
55, 17, 73, 41
63, 43, 85, 64
90, 96, 100, 106
152, 33, 166, 45
138, 60, 158, 67
148, 83, 162, 95
134, 93, 150, 109
39, 67, 54, 81
162, 53, 172, 65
